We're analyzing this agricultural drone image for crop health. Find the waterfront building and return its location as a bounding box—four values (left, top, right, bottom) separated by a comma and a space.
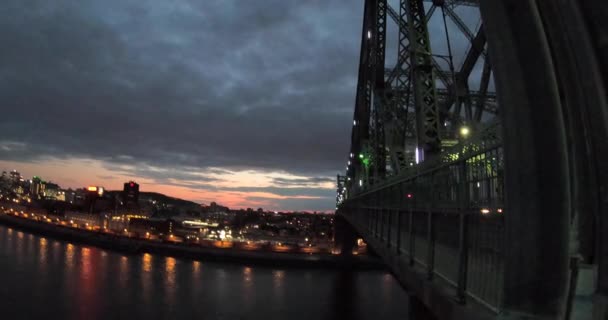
122, 181, 139, 206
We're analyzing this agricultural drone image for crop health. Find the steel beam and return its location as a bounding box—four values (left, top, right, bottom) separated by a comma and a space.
479, 0, 570, 317
406, 0, 441, 156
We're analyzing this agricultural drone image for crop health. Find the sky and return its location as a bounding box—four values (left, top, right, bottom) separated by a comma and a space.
0, 0, 366, 211
0, 1, 483, 211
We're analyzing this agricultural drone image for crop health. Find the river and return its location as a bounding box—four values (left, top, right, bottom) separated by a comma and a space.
0, 225, 409, 319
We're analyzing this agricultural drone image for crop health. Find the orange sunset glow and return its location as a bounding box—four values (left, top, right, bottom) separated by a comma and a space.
0, 158, 335, 211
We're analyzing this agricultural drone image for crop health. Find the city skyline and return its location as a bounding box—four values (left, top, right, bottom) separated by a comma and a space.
0, 161, 335, 212
0, 0, 363, 211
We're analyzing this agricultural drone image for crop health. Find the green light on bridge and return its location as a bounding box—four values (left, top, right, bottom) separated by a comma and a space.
358, 153, 370, 168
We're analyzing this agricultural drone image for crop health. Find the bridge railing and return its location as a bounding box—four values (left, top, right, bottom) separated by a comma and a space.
341, 122, 504, 312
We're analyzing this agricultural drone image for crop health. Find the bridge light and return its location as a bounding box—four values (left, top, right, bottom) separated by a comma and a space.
350, 153, 353, 158
407, 193, 413, 199
347, 161, 351, 165
359, 154, 364, 159
460, 126, 470, 138
497, 208, 503, 214
367, 30, 372, 39
359, 180, 363, 187
480, 208, 490, 215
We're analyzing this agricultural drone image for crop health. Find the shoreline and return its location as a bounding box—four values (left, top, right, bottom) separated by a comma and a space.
0, 213, 384, 270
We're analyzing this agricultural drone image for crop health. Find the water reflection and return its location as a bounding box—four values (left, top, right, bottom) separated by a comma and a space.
76, 247, 100, 320
272, 270, 286, 305
38, 238, 48, 274
0, 225, 410, 319
141, 253, 153, 304
65, 243, 75, 272
52, 241, 60, 265
15, 231, 24, 266
165, 257, 176, 284
192, 260, 201, 282
118, 255, 129, 290
242, 266, 254, 307
243, 266, 253, 283
190, 260, 201, 300
164, 257, 177, 307
26, 233, 34, 257
142, 253, 153, 272
326, 271, 359, 320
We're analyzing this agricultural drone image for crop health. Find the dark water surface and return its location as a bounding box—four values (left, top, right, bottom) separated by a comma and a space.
0, 225, 409, 319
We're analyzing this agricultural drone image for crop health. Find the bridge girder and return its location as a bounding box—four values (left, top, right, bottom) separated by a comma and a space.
339, 0, 608, 319
345, 0, 495, 194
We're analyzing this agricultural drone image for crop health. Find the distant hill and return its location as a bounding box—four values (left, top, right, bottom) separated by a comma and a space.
138, 192, 200, 208
104, 190, 200, 209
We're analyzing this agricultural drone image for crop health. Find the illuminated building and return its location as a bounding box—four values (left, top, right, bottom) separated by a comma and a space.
44, 183, 59, 200
30, 176, 45, 200
122, 181, 139, 206
9, 170, 21, 183
56, 190, 66, 202
85, 186, 105, 213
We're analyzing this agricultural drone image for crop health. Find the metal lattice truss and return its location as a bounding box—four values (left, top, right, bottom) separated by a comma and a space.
346, 0, 497, 193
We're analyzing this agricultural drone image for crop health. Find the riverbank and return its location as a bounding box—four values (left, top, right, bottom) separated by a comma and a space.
0, 212, 384, 270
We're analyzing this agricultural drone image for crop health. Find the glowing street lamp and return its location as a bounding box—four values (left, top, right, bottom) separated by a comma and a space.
460, 126, 470, 138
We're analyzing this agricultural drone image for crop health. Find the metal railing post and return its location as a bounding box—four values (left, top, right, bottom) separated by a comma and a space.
457, 159, 469, 304
387, 209, 392, 248
396, 209, 401, 255
381, 209, 384, 241
427, 208, 435, 280
457, 211, 469, 303
376, 208, 380, 238
409, 205, 415, 266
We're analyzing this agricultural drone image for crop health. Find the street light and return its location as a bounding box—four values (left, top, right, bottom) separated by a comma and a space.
460, 126, 470, 138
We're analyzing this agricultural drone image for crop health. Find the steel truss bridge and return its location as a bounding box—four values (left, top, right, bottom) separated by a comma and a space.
336, 0, 607, 319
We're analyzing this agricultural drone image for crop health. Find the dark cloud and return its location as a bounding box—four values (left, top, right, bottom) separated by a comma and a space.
0, 0, 361, 177
272, 176, 334, 187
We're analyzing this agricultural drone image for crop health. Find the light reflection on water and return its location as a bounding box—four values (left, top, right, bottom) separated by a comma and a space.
141, 253, 154, 304
0, 225, 409, 319
65, 243, 75, 272
164, 256, 178, 307
118, 255, 129, 290
36, 237, 48, 277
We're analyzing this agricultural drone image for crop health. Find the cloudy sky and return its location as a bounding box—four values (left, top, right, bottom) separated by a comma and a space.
0, 1, 482, 211
0, 0, 367, 211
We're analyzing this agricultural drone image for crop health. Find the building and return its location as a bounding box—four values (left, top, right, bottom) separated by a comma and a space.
30, 176, 45, 200
64, 189, 77, 203
64, 211, 103, 229
85, 186, 105, 213
56, 190, 66, 202
44, 183, 59, 200
122, 181, 139, 205
9, 170, 21, 183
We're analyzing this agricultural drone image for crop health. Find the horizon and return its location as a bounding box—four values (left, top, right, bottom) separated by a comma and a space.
0, 163, 335, 213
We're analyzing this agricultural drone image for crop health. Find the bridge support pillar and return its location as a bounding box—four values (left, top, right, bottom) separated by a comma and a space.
479, 0, 572, 318
334, 214, 358, 257
408, 295, 437, 320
